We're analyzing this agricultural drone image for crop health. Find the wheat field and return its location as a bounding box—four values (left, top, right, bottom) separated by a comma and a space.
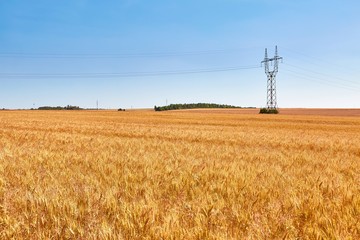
0, 110, 359, 239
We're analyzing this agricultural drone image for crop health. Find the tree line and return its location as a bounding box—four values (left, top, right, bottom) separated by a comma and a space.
37, 105, 82, 110
154, 103, 248, 111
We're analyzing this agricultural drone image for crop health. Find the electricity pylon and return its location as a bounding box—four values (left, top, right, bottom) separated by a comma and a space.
261, 46, 282, 110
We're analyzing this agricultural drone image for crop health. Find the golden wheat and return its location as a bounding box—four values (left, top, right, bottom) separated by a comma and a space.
0, 110, 359, 239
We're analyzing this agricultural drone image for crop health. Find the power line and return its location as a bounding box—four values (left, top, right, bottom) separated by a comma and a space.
0, 65, 261, 79
0, 48, 250, 59
282, 69, 360, 92
284, 63, 360, 86
281, 47, 359, 74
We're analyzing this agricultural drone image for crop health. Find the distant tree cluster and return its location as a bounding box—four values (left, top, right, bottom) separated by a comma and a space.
259, 108, 279, 114
154, 103, 243, 111
38, 105, 82, 110
118, 108, 126, 111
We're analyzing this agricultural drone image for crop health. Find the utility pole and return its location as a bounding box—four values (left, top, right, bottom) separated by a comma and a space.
261, 46, 282, 111
96, 100, 99, 110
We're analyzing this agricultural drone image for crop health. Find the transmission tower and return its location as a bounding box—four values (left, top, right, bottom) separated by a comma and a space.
261, 46, 282, 110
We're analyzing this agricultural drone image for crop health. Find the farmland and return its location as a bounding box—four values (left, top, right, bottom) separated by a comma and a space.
0, 110, 359, 239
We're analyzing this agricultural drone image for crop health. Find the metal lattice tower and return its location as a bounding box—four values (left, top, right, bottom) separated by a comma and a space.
261, 46, 282, 110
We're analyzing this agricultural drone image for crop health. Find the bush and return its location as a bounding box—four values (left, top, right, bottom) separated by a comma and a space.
259, 108, 279, 114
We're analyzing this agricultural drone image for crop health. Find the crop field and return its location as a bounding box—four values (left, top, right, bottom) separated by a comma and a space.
0, 110, 359, 239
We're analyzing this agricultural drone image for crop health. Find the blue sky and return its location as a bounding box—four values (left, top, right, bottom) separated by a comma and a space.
0, 0, 359, 109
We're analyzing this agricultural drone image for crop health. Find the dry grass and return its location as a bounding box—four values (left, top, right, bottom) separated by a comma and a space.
176, 108, 360, 117
0, 110, 359, 239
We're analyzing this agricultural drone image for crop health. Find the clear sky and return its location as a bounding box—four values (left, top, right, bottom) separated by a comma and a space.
0, 0, 359, 109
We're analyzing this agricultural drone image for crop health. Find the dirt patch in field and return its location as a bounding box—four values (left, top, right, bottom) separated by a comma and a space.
174, 108, 259, 115
280, 108, 360, 117
173, 108, 360, 117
